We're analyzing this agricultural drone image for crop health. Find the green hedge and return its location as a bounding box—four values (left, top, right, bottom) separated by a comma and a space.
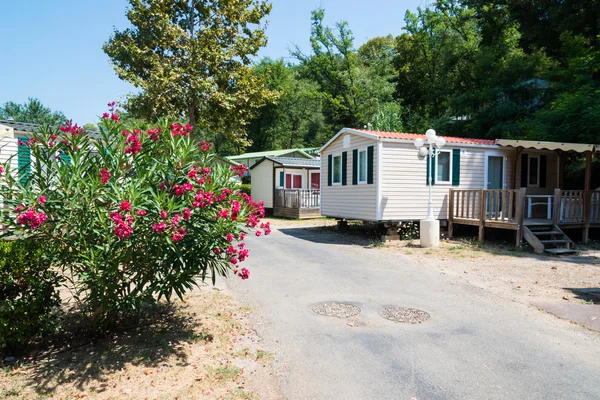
0, 240, 61, 354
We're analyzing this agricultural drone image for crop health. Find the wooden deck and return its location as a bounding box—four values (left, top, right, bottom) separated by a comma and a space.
273, 189, 321, 219
449, 188, 600, 246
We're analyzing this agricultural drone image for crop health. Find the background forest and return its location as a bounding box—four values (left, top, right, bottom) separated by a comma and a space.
2, 0, 599, 164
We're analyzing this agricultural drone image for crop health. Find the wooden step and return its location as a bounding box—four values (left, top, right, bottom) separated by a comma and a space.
540, 239, 572, 244
545, 248, 577, 255
532, 231, 562, 236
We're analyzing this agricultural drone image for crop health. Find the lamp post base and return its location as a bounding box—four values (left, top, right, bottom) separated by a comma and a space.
420, 219, 440, 247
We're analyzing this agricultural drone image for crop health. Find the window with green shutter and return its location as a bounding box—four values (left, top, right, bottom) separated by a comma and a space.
341, 152, 348, 186
352, 149, 358, 185
452, 149, 461, 186
17, 136, 31, 185
367, 146, 374, 184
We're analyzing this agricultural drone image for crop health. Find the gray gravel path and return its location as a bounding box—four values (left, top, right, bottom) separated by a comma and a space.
227, 226, 600, 400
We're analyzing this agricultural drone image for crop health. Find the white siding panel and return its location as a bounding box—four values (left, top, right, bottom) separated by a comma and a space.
0, 137, 20, 176
251, 160, 274, 208
320, 133, 378, 220
380, 143, 513, 221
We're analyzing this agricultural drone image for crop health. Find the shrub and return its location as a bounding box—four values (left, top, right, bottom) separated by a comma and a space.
0, 239, 61, 353
239, 183, 252, 195
0, 106, 269, 327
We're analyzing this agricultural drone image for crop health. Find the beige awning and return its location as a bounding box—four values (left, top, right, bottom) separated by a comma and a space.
495, 139, 596, 153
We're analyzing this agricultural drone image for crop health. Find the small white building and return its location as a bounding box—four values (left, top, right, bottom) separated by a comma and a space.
320, 128, 600, 252
227, 148, 316, 176
250, 156, 321, 219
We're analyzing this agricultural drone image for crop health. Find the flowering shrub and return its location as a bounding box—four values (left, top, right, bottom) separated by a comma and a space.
0, 106, 269, 326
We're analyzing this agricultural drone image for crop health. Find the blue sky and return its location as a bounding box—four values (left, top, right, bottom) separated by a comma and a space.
0, 0, 423, 124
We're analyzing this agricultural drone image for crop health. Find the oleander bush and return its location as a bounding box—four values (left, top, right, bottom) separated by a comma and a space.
0, 104, 269, 329
0, 239, 61, 353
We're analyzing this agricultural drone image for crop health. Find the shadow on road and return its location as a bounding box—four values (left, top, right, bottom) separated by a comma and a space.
278, 225, 377, 247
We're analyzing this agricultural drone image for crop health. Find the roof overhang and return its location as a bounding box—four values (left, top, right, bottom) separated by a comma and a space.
495, 139, 596, 153
250, 156, 320, 170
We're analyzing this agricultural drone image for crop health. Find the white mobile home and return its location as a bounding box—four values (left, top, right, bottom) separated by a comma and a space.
320, 128, 599, 252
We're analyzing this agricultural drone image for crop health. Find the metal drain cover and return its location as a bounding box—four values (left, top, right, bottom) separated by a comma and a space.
380, 307, 430, 324
312, 302, 361, 318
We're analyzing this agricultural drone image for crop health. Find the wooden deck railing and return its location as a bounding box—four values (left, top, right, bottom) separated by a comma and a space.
449, 188, 525, 245
450, 188, 600, 245
274, 189, 320, 209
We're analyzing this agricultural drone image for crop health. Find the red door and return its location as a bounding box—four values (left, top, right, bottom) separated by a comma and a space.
311, 172, 320, 189
285, 174, 292, 189
293, 175, 302, 189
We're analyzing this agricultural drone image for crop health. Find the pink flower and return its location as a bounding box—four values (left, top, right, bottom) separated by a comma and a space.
238, 248, 249, 262
39, 196, 46, 204
111, 113, 119, 122
198, 141, 212, 152
230, 257, 238, 265
213, 248, 222, 255
99, 168, 111, 185
172, 228, 186, 242
152, 222, 167, 233
102, 112, 110, 119
218, 209, 229, 219
136, 209, 147, 216
160, 210, 168, 219
183, 183, 193, 192
230, 164, 249, 178
0, 166, 4, 175
124, 134, 142, 155
172, 214, 180, 227
255, 230, 262, 237
147, 127, 161, 141
182, 208, 191, 221
16, 208, 47, 229
120, 200, 131, 212
188, 169, 197, 179
226, 246, 237, 255
170, 123, 190, 137
226, 233, 235, 242
238, 268, 250, 280
240, 232, 246, 240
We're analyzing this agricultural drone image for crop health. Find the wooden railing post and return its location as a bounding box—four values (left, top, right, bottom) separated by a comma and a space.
515, 188, 527, 247
583, 190, 591, 244
552, 188, 561, 226
478, 189, 485, 242
448, 189, 455, 238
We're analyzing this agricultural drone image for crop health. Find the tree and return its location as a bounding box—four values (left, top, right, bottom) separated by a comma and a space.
0, 98, 67, 126
103, 0, 277, 144
245, 58, 324, 152
293, 8, 394, 130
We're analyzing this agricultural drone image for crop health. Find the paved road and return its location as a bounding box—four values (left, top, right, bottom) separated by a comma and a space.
227, 225, 600, 400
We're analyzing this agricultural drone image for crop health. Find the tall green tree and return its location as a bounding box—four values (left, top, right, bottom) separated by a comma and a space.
0, 98, 67, 126
103, 0, 277, 145
245, 58, 324, 152
293, 8, 394, 130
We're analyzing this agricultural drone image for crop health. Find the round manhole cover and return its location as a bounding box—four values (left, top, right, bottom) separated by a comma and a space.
312, 302, 361, 318
380, 307, 430, 324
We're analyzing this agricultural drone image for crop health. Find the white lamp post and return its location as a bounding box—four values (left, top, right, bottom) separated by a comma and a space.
415, 129, 445, 247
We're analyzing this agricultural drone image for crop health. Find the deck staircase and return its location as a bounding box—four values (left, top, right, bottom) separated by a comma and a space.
523, 225, 577, 254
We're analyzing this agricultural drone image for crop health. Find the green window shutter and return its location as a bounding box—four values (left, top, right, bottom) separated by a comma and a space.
341, 151, 348, 186
426, 152, 436, 185
60, 152, 72, 166
452, 149, 461, 186
367, 146, 374, 184
352, 149, 358, 185
520, 154, 528, 187
327, 155, 332, 186
17, 136, 31, 185
539, 155, 547, 188
279, 171, 284, 187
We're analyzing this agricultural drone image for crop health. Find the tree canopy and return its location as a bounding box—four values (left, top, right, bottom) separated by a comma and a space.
0, 98, 67, 126
103, 0, 277, 148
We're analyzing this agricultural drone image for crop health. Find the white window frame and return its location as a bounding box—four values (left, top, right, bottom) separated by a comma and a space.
435, 149, 453, 185
358, 148, 368, 184
332, 153, 343, 185
527, 155, 540, 188
285, 172, 304, 189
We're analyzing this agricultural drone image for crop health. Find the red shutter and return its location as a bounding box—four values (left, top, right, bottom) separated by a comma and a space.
285, 174, 292, 189
293, 175, 302, 189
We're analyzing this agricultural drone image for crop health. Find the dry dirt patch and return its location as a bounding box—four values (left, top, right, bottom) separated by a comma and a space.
0, 287, 282, 400
389, 239, 600, 305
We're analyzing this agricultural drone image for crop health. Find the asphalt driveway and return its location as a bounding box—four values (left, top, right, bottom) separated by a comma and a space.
227, 225, 600, 400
